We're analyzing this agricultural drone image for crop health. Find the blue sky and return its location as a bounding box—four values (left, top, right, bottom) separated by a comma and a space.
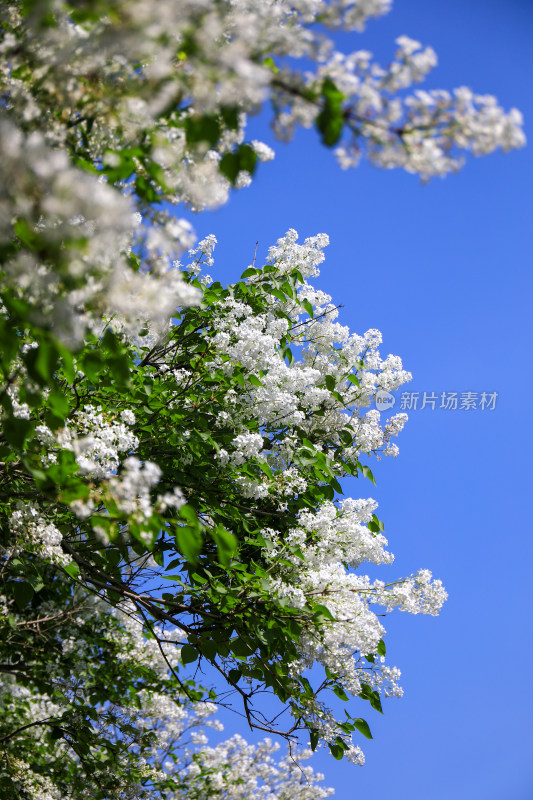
184, 1, 533, 798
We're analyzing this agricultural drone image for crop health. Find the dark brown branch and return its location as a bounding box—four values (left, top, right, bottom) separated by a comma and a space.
0, 716, 58, 746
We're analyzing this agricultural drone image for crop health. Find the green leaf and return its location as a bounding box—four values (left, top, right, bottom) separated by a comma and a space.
312, 603, 335, 621
102, 329, 120, 354
58, 479, 90, 504
309, 728, 319, 751
271, 288, 287, 303
220, 106, 240, 130
184, 115, 221, 147
377, 638, 386, 656
330, 476, 343, 494
371, 692, 383, 713
219, 144, 258, 185
25, 573, 44, 593
109, 353, 131, 387
283, 347, 294, 366
230, 637, 252, 658
199, 637, 218, 661
0, 319, 21, 366
48, 389, 69, 419
175, 526, 203, 564
339, 429, 353, 446
180, 644, 199, 665
80, 351, 103, 381
372, 513, 385, 533
102, 149, 137, 182
13, 581, 34, 610
14, 218, 40, 249
63, 561, 80, 579
263, 56, 279, 74
280, 280, 296, 300
359, 682, 383, 713
257, 459, 273, 479
211, 524, 237, 566
179, 504, 200, 527
228, 668, 241, 684
235, 143, 257, 173
46, 449, 78, 484
361, 465, 376, 485
219, 153, 241, 183
135, 175, 159, 203
302, 298, 314, 318
328, 742, 345, 760
107, 588, 121, 605
352, 718, 373, 739
325, 374, 336, 391
333, 684, 349, 701
3, 418, 34, 449
316, 78, 345, 147
24, 339, 59, 385
240, 267, 260, 279
106, 549, 121, 570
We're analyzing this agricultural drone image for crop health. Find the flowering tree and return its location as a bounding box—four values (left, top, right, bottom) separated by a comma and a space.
0, 1, 524, 798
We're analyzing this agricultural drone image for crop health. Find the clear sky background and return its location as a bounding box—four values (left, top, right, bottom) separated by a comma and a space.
182, 1, 533, 798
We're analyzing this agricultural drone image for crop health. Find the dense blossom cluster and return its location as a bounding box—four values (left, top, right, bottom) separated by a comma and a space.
0, 581, 331, 798
0, 119, 200, 344
1, 225, 448, 790
8, 503, 71, 567
189, 236, 446, 756
0, 1, 523, 798
0, 0, 524, 343
183, 735, 334, 799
